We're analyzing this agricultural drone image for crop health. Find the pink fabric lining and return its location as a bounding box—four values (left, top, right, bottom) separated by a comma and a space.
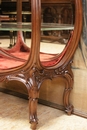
0, 32, 73, 69
0, 52, 57, 69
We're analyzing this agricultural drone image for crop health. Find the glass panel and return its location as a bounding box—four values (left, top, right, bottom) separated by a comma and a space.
40, 23, 74, 54
0, 0, 31, 70
0, 22, 32, 31
40, 1, 74, 67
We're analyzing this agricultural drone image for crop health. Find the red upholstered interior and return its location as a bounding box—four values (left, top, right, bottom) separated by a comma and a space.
0, 32, 72, 70
0, 51, 58, 69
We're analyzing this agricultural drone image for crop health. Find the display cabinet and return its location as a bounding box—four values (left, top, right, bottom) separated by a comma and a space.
0, 0, 82, 129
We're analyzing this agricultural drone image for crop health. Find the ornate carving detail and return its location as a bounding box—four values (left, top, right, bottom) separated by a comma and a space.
2, 58, 73, 126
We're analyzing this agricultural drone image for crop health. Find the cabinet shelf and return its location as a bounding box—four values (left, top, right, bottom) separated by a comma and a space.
2, 11, 32, 15
0, 22, 74, 31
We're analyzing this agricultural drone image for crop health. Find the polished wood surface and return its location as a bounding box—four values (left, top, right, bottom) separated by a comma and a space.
0, 0, 82, 129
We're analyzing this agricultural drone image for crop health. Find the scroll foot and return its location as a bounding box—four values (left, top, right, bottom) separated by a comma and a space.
30, 122, 37, 130
65, 105, 74, 115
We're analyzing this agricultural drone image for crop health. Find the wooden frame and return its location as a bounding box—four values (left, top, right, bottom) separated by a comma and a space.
0, 0, 82, 129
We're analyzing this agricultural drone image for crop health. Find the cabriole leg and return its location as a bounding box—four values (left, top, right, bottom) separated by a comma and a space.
63, 67, 74, 115
28, 85, 39, 130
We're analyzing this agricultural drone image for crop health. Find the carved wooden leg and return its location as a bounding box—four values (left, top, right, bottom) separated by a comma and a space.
29, 97, 38, 129
28, 84, 39, 130
63, 66, 74, 115
63, 81, 73, 115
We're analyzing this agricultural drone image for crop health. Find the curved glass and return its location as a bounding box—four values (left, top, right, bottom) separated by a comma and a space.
0, 1, 31, 70
40, 2, 74, 67
0, 0, 74, 70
